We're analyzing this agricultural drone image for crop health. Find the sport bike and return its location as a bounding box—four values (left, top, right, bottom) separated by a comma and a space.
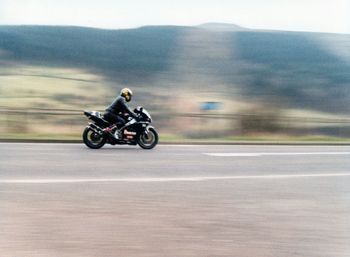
83, 107, 158, 149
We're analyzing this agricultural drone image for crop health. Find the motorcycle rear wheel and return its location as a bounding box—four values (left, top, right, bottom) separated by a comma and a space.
83, 127, 106, 149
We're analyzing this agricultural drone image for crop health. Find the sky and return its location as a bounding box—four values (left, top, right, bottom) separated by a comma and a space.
0, 0, 349, 34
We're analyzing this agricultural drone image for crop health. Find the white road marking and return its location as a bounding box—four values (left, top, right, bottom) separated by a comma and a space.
204, 152, 350, 157
1, 173, 350, 184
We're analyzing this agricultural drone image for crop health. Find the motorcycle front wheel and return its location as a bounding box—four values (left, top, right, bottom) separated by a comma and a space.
137, 128, 158, 149
83, 127, 106, 149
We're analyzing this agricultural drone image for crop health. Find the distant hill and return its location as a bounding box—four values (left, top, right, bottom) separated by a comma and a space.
198, 23, 247, 31
0, 25, 349, 113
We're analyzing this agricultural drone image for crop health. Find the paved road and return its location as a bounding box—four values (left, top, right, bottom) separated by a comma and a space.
1, 143, 350, 256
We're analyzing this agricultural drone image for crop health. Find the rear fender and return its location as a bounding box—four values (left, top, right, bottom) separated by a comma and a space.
84, 111, 92, 117
86, 115, 109, 127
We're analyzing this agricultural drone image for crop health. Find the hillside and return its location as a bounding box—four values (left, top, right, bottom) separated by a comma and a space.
0, 25, 349, 113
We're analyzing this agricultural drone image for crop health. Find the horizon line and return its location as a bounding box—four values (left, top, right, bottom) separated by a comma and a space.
0, 23, 349, 35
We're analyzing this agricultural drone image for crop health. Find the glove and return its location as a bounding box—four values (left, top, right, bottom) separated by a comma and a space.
132, 114, 139, 120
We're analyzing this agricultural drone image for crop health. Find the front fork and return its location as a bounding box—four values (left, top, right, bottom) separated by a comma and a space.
134, 122, 152, 137
144, 124, 155, 137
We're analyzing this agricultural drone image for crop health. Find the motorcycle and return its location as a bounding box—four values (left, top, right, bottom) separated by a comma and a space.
82, 107, 158, 150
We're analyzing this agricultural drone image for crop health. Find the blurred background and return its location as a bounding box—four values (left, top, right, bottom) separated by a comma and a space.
0, 0, 349, 141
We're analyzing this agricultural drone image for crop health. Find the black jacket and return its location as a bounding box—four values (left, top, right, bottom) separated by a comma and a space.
106, 96, 137, 118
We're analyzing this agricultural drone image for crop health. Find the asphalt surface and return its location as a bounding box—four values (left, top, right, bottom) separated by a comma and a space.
1, 143, 350, 257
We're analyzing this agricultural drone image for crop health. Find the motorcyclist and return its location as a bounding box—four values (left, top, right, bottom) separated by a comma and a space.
103, 88, 138, 134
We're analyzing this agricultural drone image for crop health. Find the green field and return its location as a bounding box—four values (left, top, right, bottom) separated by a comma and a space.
0, 66, 110, 110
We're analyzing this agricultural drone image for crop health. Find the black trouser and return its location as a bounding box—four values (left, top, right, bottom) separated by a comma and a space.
103, 112, 126, 128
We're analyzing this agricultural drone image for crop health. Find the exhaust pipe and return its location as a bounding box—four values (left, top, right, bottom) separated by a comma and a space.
88, 123, 104, 135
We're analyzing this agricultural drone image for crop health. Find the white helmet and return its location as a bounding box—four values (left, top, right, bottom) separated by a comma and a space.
120, 88, 133, 102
